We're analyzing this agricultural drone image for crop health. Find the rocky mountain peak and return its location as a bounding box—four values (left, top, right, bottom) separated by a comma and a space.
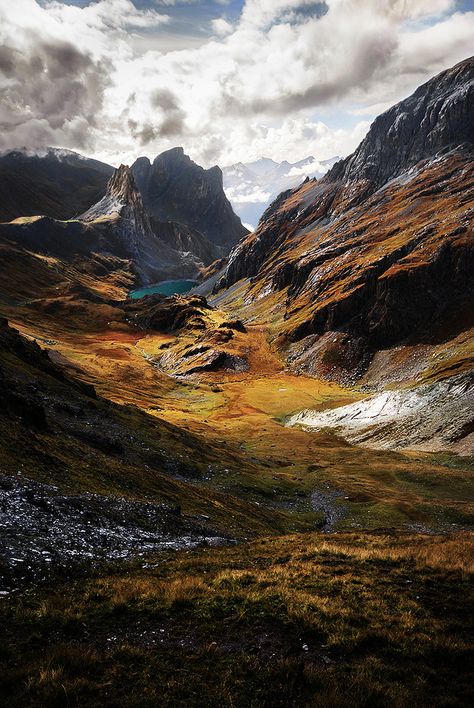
80, 164, 146, 223
79, 164, 154, 272
328, 55, 474, 191
131, 148, 248, 251
151, 147, 190, 172
155, 146, 185, 161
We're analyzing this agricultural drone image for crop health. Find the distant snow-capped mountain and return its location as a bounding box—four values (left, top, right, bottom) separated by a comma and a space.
223, 155, 339, 229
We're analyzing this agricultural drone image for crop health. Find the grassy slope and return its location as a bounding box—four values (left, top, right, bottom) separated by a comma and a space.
0, 324, 316, 538
2, 280, 473, 533
1, 532, 472, 707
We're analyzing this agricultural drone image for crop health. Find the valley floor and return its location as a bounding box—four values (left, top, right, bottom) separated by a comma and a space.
7, 310, 474, 535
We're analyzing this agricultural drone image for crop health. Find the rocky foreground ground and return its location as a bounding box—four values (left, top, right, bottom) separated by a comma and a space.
0, 474, 233, 592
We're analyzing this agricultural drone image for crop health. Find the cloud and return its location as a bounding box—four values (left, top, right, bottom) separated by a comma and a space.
225, 186, 273, 204
44, 0, 170, 31
127, 87, 186, 143
285, 160, 327, 177
240, 1, 329, 29
0, 17, 111, 151
0, 0, 472, 166
211, 18, 233, 36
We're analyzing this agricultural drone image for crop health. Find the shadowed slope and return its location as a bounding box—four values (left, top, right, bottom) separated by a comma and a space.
0, 148, 113, 222
2, 531, 472, 707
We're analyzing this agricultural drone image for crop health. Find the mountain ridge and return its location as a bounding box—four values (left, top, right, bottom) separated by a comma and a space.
0, 148, 114, 223
223, 155, 339, 227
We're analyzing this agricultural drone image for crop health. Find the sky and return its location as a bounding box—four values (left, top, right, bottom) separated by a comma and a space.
0, 0, 473, 168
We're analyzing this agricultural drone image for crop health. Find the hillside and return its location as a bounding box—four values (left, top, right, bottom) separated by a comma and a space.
2, 531, 472, 706
213, 57, 474, 453
0, 148, 113, 222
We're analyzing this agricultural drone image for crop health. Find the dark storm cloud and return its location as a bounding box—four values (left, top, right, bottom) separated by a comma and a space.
0, 46, 17, 76
150, 88, 181, 111
126, 87, 186, 145
152, 88, 186, 137
0, 36, 110, 151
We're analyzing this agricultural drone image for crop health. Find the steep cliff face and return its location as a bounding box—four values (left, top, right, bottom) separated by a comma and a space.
151, 220, 220, 267
330, 56, 474, 192
215, 57, 474, 385
132, 148, 248, 253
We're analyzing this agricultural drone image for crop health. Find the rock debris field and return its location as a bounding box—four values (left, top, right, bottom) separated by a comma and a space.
0, 474, 232, 592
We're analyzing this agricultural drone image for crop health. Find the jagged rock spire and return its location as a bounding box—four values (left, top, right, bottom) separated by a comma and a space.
80, 164, 146, 221
106, 164, 141, 204
79, 164, 154, 263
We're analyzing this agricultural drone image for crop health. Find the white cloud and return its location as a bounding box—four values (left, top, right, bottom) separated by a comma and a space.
211, 18, 233, 36
0, 0, 472, 166
226, 186, 272, 204
43, 0, 170, 32
286, 161, 326, 177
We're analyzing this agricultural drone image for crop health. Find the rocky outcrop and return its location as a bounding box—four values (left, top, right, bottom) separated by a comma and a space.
132, 148, 248, 253
159, 347, 249, 376
128, 294, 213, 332
127, 295, 250, 376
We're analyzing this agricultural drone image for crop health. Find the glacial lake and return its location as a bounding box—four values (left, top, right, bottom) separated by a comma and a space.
129, 279, 198, 299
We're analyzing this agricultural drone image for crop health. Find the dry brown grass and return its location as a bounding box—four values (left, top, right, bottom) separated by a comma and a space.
2, 531, 473, 707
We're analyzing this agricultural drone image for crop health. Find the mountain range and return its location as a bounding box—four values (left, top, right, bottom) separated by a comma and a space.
215, 55, 474, 452
222, 155, 339, 228
0, 147, 247, 284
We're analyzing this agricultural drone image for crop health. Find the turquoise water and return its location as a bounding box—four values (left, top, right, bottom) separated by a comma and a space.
129, 279, 198, 299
